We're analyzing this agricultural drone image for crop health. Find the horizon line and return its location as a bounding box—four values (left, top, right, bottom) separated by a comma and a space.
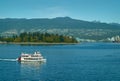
0, 16, 119, 24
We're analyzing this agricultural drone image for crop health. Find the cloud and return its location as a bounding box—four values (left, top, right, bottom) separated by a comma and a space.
20, 6, 69, 18
44, 6, 69, 18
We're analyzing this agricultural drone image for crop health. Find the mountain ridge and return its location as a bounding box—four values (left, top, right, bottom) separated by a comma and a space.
0, 17, 120, 31
0, 17, 120, 41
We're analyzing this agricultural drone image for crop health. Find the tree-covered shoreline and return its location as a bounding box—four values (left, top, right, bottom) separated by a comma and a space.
0, 32, 77, 43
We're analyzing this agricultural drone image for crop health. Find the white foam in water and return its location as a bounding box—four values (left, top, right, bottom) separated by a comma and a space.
0, 59, 17, 61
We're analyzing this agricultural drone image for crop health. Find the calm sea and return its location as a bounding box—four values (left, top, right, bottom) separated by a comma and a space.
0, 43, 120, 81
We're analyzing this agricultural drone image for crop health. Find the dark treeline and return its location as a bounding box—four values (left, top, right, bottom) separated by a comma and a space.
0, 32, 77, 43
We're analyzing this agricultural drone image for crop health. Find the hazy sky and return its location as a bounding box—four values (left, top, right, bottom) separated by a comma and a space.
0, 0, 120, 23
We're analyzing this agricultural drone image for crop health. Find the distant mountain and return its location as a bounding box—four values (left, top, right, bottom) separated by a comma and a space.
0, 17, 120, 41
0, 17, 120, 31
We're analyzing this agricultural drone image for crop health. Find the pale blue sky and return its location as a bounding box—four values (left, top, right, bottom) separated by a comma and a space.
0, 0, 120, 23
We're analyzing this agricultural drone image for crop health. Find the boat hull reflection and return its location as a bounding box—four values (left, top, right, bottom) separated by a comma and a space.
20, 61, 46, 80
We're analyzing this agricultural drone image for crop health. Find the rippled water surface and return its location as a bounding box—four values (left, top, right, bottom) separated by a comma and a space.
0, 43, 120, 81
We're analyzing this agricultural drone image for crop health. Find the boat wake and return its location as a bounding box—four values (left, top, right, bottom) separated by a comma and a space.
0, 58, 17, 61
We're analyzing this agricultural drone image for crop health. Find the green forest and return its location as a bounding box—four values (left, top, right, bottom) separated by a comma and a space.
0, 32, 77, 43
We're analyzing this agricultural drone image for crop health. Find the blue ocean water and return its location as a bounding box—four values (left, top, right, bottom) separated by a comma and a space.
0, 43, 120, 81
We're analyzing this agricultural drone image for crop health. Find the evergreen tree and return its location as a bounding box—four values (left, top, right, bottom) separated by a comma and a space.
0, 32, 77, 43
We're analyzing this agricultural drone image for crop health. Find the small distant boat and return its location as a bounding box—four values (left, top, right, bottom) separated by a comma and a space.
17, 51, 46, 62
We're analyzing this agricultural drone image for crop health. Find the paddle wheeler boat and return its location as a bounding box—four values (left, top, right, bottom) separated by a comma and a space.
17, 51, 46, 62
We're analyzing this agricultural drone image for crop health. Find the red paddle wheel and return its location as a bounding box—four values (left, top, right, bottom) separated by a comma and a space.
18, 57, 21, 61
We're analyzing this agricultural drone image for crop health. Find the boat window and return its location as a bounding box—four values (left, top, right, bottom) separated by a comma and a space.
24, 58, 41, 60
